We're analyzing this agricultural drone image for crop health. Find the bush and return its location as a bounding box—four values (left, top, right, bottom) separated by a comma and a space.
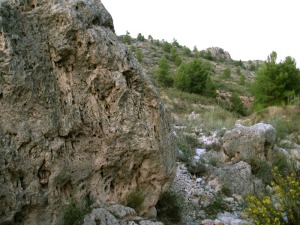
162, 41, 172, 53
252, 51, 300, 110
174, 58, 214, 95
137, 33, 145, 42
203, 192, 231, 218
230, 93, 246, 116
223, 67, 231, 78
123, 31, 131, 45
64, 197, 91, 225
124, 191, 144, 212
249, 158, 273, 185
156, 191, 184, 224
136, 49, 143, 62
187, 162, 206, 176
176, 133, 198, 162
245, 168, 300, 225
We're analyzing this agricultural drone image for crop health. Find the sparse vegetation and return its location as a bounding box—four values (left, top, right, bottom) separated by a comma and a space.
245, 168, 300, 225
156, 191, 184, 225
203, 192, 231, 218
174, 59, 215, 96
124, 191, 145, 212
252, 51, 300, 110
64, 197, 91, 225
123, 31, 131, 44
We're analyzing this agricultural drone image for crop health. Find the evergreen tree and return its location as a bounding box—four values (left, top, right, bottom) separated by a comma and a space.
183, 46, 192, 57
239, 73, 246, 86
170, 46, 178, 62
175, 56, 182, 66
203, 76, 216, 97
252, 51, 300, 109
230, 93, 245, 115
162, 41, 172, 53
223, 67, 231, 78
123, 31, 131, 44
174, 59, 214, 95
136, 49, 143, 62
137, 33, 145, 42
156, 56, 173, 87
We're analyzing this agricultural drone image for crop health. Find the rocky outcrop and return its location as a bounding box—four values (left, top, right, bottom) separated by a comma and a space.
206, 47, 232, 62
0, 0, 175, 224
83, 201, 163, 225
212, 161, 263, 197
222, 123, 276, 162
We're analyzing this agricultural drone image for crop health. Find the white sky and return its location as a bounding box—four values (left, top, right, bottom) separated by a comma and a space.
102, 0, 300, 65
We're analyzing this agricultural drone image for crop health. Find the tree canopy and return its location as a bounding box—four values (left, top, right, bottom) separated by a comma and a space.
174, 59, 215, 96
156, 56, 173, 87
252, 51, 300, 110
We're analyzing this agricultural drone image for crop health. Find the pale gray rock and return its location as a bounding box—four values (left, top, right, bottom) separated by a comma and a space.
223, 123, 276, 162
0, 0, 175, 224
139, 220, 164, 225
107, 204, 136, 219
84, 208, 120, 225
213, 161, 263, 196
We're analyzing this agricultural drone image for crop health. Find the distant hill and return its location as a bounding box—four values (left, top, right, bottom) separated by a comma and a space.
119, 34, 263, 115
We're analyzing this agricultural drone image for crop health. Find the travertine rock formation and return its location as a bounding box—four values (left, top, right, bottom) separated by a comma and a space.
0, 0, 175, 224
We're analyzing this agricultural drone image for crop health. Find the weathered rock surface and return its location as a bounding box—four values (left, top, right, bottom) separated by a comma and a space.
212, 161, 263, 196
223, 123, 276, 162
0, 0, 175, 224
84, 201, 163, 225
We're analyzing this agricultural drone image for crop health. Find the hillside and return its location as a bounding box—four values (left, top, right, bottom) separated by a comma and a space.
119, 34, 263, 128
120, 34, 300, 225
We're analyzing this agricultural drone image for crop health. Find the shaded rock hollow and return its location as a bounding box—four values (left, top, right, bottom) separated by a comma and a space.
0, 0, 176, 224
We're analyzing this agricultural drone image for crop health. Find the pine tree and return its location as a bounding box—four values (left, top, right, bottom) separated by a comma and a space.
136, 49, 143, 62
252, 51, 300, 110
156, 56, 173, 87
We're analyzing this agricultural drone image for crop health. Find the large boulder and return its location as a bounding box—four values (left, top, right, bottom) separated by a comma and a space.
212, 161, 263, 196
0, 0, 175, 224
222, 123, 276, 162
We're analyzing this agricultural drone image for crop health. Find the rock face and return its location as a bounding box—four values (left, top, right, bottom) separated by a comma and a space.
213, 161, 263, 196
83, 201, 163, 225
223, 123, 276, 162
206, 47, 232, 62
0, 0, 175, 224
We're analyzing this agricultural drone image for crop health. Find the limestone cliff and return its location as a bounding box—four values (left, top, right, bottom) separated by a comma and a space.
0, 0, 176, 224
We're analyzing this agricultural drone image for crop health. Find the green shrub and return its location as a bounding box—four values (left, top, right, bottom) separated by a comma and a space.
123, 31, 131, 44
64, 197, 91, 225
155, 56, 173, 87
124, 191, 144, 212
187, 162, 206, 176
174, 59, 214, 95
245, 168, 300, 225
223, 67, 231, 78
176, 133, 198, 162
239, 73, 246, 85
249, 158, 273, 185
156, 191, 184, 224
252, 51, 300, 110
230, 93, 246, 116
221, 185, 232, 197
271, 151, 292, 177
183, 46, 192, 56
136, 49, 143, 62
162, 41, 172, 53
137, 33, 145, 42
203, 192, 231, 218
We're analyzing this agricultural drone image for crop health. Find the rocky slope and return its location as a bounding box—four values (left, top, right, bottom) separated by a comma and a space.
0, 0, 175, 224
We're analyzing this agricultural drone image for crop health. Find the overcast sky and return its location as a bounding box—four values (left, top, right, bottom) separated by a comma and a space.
102, 0, 300, 65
